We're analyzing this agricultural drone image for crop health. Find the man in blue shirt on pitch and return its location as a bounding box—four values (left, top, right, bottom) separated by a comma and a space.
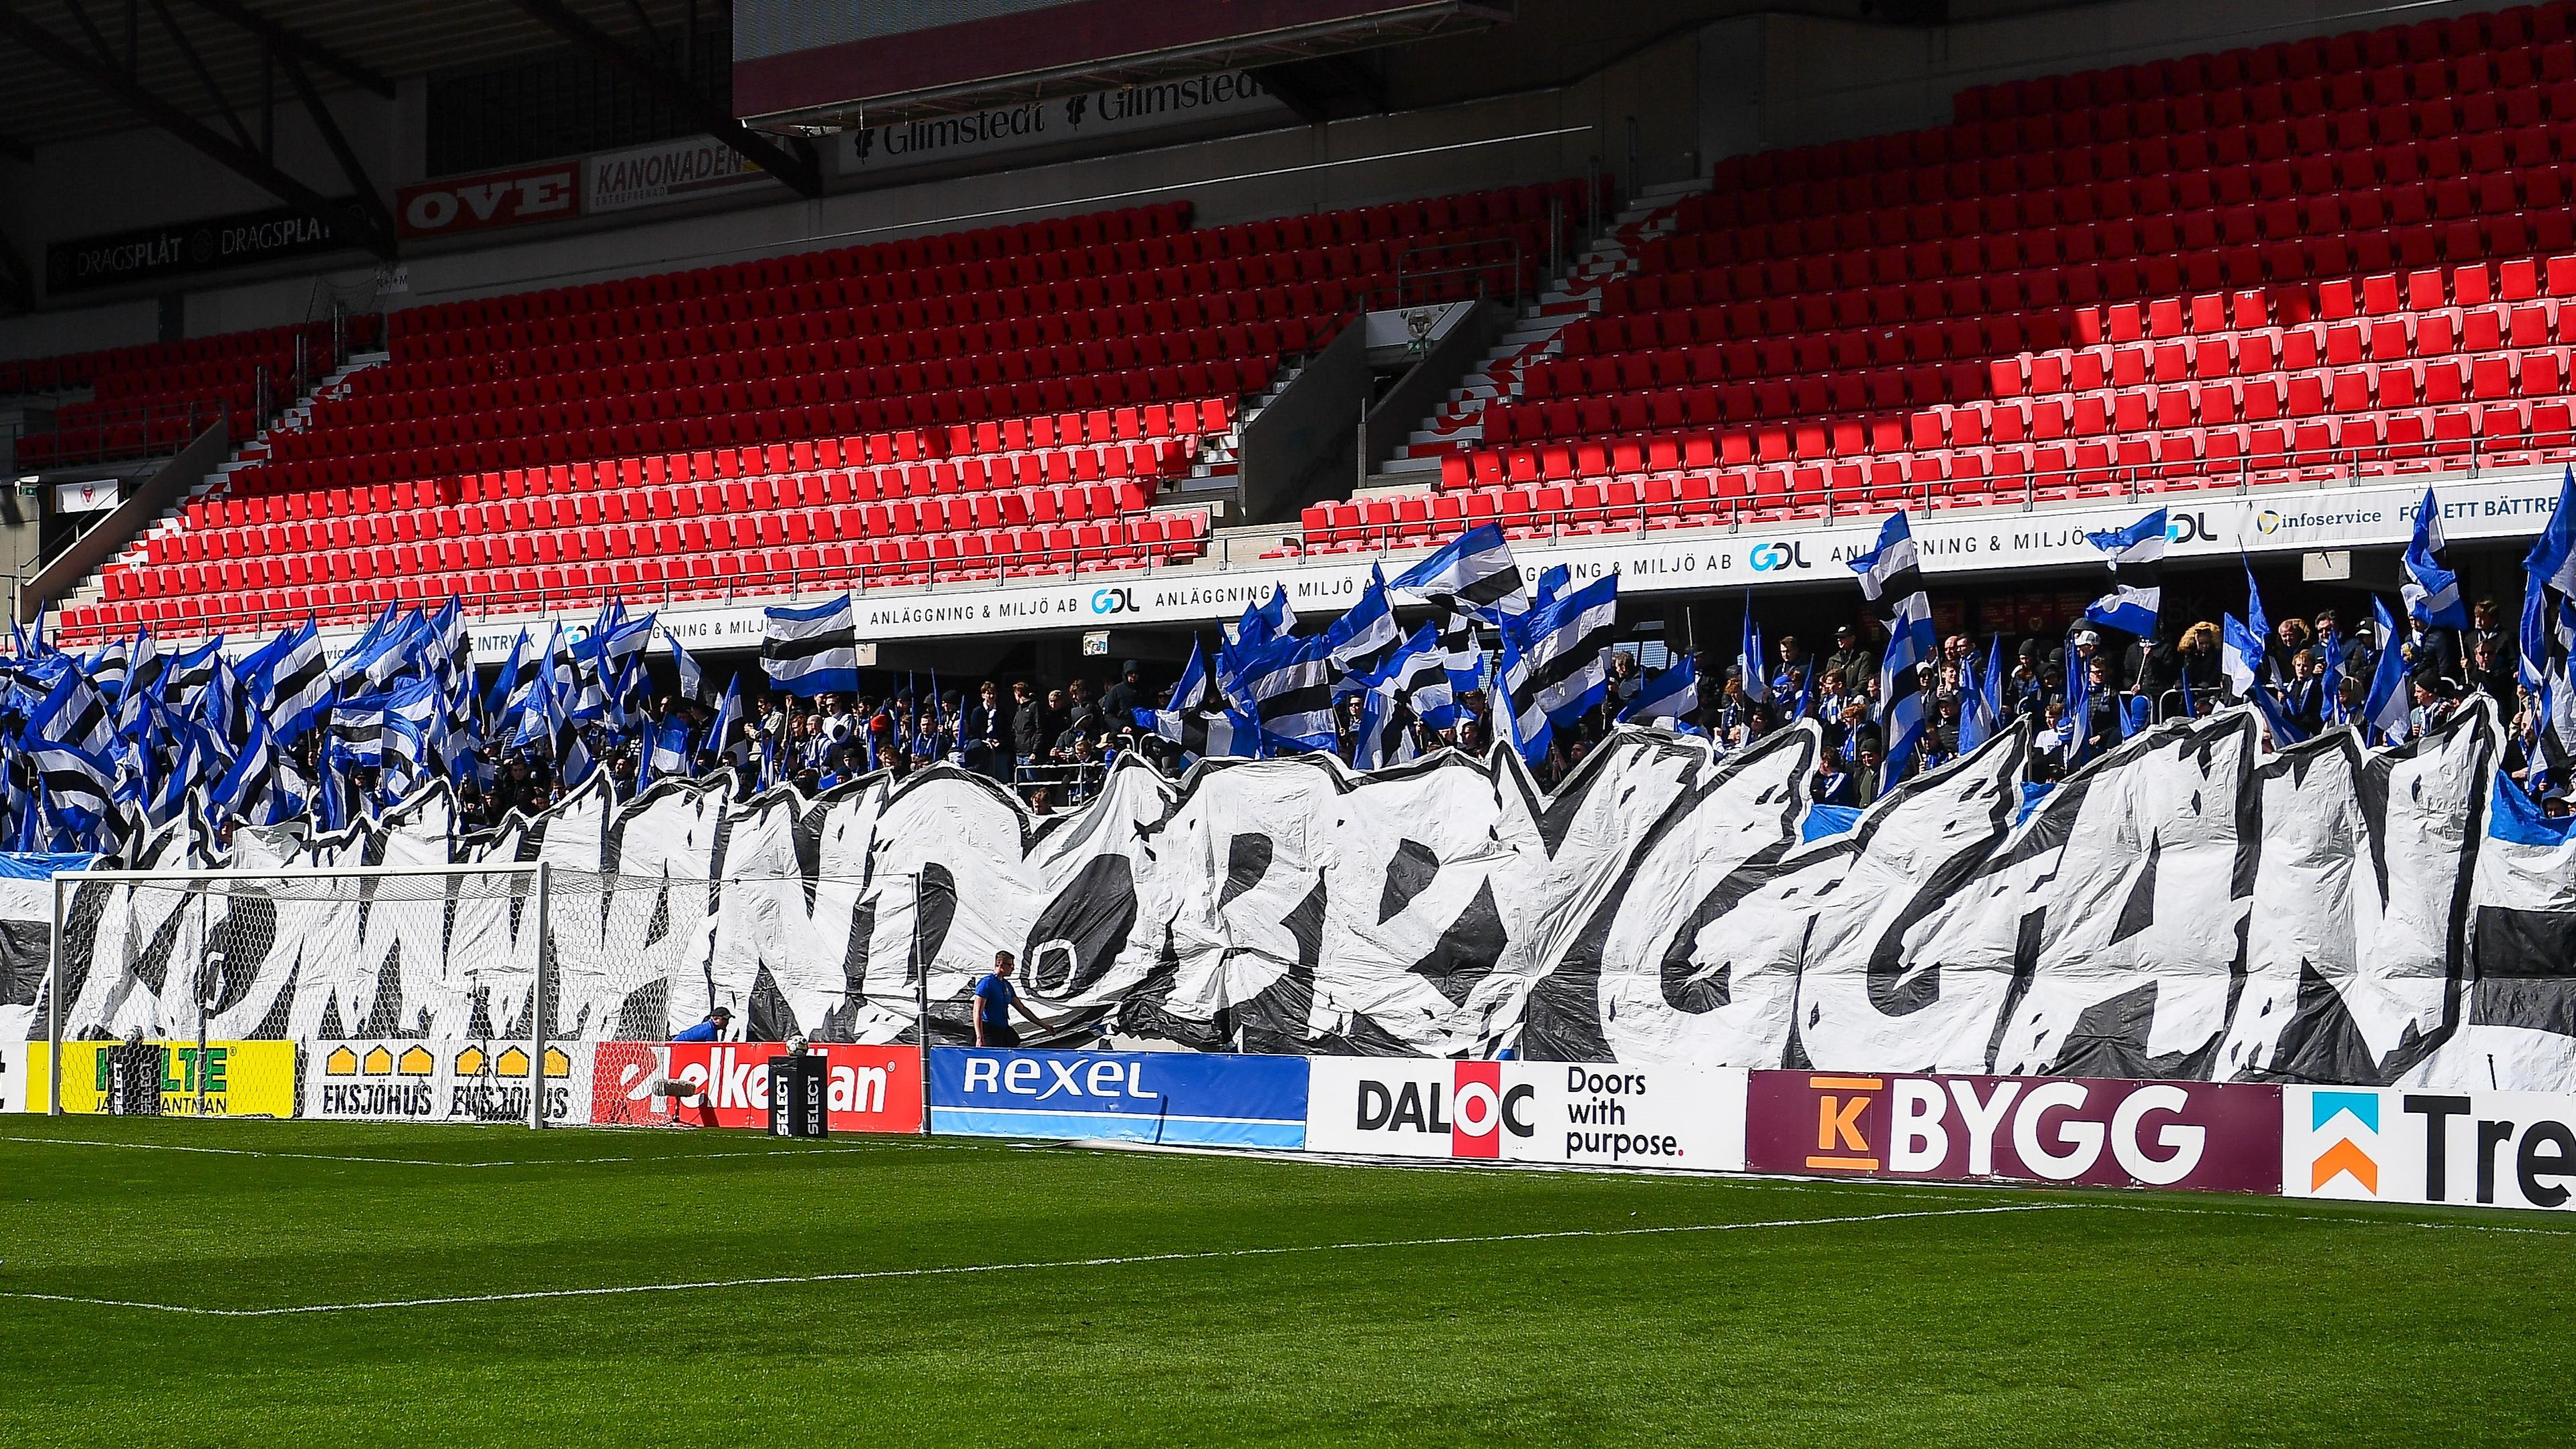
974, 953, 1049, 1047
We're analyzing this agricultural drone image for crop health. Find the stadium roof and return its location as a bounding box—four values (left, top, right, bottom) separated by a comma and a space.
0, 0, 693, 150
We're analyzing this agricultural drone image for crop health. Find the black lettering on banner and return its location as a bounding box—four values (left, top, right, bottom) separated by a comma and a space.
2478, 1117, 2515, 1205
2405, 1094, 2472, 1201
2518, 1120, 2576, 1208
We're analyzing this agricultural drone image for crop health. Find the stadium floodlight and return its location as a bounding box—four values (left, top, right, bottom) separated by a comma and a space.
44, 863, 553, 1128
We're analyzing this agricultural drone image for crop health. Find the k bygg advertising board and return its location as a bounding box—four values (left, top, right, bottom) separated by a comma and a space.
1746, 1071, 2282, 1193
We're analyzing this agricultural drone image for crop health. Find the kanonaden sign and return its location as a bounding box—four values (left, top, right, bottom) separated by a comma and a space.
589, 1041, 922, 1132
584, 137, 769, 215
28, 1040, 295, 1116
1305, 1058, 1748, 1169
1746, 1071, 2281, 1193
2284, 1085, 2576, 1212
302, 1039, 589, 1125
930, 1046, 1306, 1147
47, 204, 354, 294
837, 71, 1282, 176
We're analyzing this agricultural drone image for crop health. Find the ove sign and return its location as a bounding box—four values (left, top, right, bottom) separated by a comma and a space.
1746, 1072, 2280, 1193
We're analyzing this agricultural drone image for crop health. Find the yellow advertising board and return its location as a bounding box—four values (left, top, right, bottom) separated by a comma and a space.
25, 1040, 297, 1117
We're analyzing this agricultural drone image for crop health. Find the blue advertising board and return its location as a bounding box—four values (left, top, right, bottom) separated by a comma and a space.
928, 1048, 1308, 1148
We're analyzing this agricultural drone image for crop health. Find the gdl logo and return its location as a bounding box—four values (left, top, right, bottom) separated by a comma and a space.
2163, 512, 2218, 544
1090, 587, 1135, 615
1749, 541, 1811, 572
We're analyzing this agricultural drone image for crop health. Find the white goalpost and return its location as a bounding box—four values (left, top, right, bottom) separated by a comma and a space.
42, 863, 556, 1128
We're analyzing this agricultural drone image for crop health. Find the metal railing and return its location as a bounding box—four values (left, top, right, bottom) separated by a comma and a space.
1281, 429, 2576, 556
70, 525, 1246, 642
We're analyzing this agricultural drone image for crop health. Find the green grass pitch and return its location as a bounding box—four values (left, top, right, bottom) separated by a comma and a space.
3, 1116, 2571, 1447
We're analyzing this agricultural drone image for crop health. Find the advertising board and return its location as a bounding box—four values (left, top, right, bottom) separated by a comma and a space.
590, 1041, 923, 1132
1745, 1071, 2282, 1192
2284, 1085, 2576, 1212
303, 1040, 590, 1125
930, 1047, 1305, 1147
28, 1040, 298, 1117
1305, 1059, 1748, 1169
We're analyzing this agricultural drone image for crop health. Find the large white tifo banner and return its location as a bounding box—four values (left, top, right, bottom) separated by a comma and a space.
2283, 1085, 2576, 1213
1306, 1058, 1748, 1170
37, 700, 2576, 1097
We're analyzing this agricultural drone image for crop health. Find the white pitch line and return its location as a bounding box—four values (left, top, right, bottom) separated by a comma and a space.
0, 1134, 969, 1169
0, 1203, 2065, 1318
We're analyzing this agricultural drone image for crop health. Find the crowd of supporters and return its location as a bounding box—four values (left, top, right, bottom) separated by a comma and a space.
415, 594, 2546, 832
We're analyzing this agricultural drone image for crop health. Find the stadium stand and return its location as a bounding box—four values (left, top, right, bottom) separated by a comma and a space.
42, 183, 1590, 642
1296, 3, 2576, 553
11, 318, 372, 468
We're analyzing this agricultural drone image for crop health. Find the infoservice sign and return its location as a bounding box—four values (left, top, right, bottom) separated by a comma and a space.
928, 1048, 1306, 1147
2284, 1086, 2576, 1212
1745, 1071, 2279, 1193
1305, 1058, 1748, 1169
590, 1042, 922, 1132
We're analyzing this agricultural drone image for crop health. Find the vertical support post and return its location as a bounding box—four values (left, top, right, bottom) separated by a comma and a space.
46, 874, 63, 1117
912, 871, 930, 1136
529, 861, 551, 1130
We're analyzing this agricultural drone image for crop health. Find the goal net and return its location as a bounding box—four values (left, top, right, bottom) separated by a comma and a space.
32, 862, 946, 1128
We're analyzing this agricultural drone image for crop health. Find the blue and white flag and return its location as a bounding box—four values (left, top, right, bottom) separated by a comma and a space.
1322, 563, 1401, 670
1351, 624, 1454, 767
1958, 637, 2004, 753
1851, 512, 1937, 782
2528, 467, 2576, 598
1390, 523, 1529, 619
2401, 488, 2468, 629
260, 621, 334, 745
705, 675, 742, 762
1738, 598, 1768, 708
2082, 508, 2167, 639
648, 714, 694, 780
668, 634, 705, 702
1618, 655, 1697, 727
2361, 598, 2414, 745
1529, 564, 1570, 614
1496, 571, 1620, 763
761, 595, 861, 696
1225, 632, 1338, 749
2224, 613, 2306, 745
1232, 586, 1299, 651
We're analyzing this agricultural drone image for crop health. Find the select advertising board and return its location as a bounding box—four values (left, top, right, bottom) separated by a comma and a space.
2284, 1086, 2576, 1212
28, 1040, 297, 1116
930, 1047, 1305, 1146
303, 1040, 590, 1125
1744, 1071, 2280, 1193
1305, 1058, 1748, 1170
0, 1040, 23, 1114
590, 1041, 923, 1132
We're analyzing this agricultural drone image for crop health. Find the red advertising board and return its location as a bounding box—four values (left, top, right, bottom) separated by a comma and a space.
590, 1042, 924, 1132
396, 162, 582, 239
1746, 1071, 2281, 1194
